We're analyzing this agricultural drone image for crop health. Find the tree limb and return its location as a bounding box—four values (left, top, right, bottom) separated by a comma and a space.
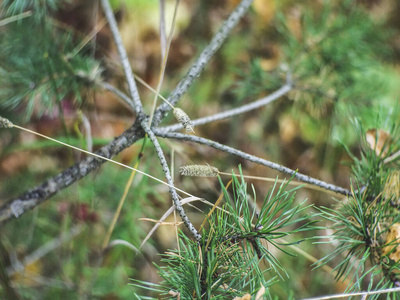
0, 121, 145, 224
160, 83, 292, 132
154, 130, 351, 196
140, 120, 202, 241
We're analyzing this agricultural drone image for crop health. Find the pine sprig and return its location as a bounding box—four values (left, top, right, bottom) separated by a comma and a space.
132, 170, 315, 299
344, 119, 400, 200
315, 184, 400, 293
0, 11, 101, 120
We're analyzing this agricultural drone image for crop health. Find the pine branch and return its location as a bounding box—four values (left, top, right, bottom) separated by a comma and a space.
154, 130, 351, 196
0, 120, 145, 224
152, 0, 254, 127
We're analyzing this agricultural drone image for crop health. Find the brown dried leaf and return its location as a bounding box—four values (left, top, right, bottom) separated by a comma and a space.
233, 294, 251, 300
366, 128, 392, 157
383, 171, 400, 204
255, 285, 266, 300
169, 290, 180, 299
382, 223, 400, 262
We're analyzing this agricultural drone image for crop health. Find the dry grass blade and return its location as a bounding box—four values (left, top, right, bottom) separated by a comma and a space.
101, 159, 140, 250
200, 179, 232, 230
138, 218, 183, 226
139, 196, 200, 249
0, 11, 32, 27
148, 0, 182, 125
139, 195, 232, 248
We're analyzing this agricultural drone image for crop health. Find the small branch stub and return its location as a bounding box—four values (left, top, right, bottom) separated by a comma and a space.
0, 117, 14, 128
173, 108, 194, 133
180, 165, 219, 177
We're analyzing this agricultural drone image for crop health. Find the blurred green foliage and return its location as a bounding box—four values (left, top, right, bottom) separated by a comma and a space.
0, 0, 101, 122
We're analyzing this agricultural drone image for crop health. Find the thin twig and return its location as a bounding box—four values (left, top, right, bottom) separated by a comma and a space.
301, 287, 400, 300
161, 83, 292, 132
0, 11, 32, 27
152, 0, 254, 126
100, 0, 143, 115
217, 172, 339, 196
155, 130, 351, 196
97, 81, 136, 112
101, 0, 200, 240
7, 225, 84, 277
106, 239, 141, 254
71, 18, 107, 57
80, 111, 93, 153
148, 0, 181, 125
101, 162, 137, 250
384, 148, 400, 164
159, 0, 167, 60
141, 120, 202, 241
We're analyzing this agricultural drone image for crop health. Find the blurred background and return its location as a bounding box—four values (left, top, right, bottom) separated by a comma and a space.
1, 0, 400, 298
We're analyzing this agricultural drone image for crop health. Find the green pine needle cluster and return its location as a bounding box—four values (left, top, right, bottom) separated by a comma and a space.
277, 0, 391, 115
0, 0, 102, 121
347, 119, 400, 199
132, 172, 316, 299
316, 185, 400, 298
315, 118, 400, 296
235, 0, 398, 145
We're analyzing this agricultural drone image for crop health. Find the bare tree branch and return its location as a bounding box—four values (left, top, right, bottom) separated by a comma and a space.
101, 0, 202, 239
0, 121, 145, 224
141, 120, 202, 241
161, 83, 293, 132
154, 130, 351, 196
1, 0, 254, 234
0, 0, 311, 241
100, 0, 143, 116
152, 0, 254, 126
98, 81, 136, 113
